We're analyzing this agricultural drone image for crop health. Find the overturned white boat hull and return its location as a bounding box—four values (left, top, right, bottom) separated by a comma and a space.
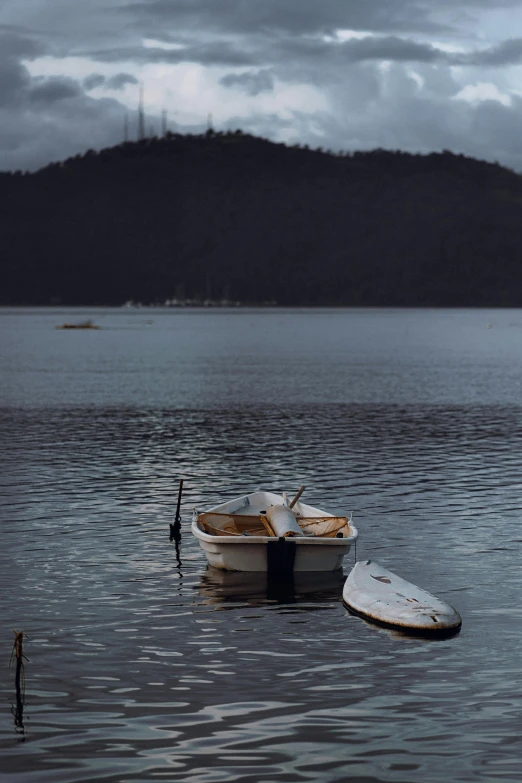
343, 560, 462, 633
192, 491, 358, 573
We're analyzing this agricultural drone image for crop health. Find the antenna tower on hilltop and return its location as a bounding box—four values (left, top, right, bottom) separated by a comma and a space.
138, 84, 145, 141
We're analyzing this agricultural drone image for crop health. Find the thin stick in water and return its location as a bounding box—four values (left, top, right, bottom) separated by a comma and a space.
9, 630, 26, 736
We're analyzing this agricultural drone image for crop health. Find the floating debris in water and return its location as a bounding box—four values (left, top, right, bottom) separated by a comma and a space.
56, 320, 100, 330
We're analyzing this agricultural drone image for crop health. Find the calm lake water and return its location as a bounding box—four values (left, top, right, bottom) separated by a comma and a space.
1, 307, 522, 783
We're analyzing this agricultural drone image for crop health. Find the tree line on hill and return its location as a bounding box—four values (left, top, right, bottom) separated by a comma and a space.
2, 129, 522, 306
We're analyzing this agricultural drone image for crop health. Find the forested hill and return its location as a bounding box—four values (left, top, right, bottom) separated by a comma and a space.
2, 130, 522, 306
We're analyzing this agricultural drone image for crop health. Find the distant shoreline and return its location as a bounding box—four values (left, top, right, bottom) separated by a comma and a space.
1, 304, 519, 312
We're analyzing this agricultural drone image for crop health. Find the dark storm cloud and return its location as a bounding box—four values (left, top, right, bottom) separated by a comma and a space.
0, 31, 46, 59
86, 40, 257, 66
220, 69, 274, 95
282, 35, 522, 69
0, 58, 30, 107
30, 77, 82, 104
6, 1, 522, 74
0, 33, 81, 109
1, 0, 520, 63
84, 73, 106, 90
106, 72, 138, 89
3, 0, 517, 54
339, 36, 443, 63
0, 34, 38, 108
0, 31, 128, 171
461, 38, 522, 65
80, 33, 522, 75
122, 0, 449, 36
0, 88, 128, 171
83, 72, 138, 91
279, 35, 444, 66
77, 34, 448, 76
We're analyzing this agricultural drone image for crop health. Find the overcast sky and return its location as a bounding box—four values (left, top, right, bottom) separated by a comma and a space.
2, 0, 522, 171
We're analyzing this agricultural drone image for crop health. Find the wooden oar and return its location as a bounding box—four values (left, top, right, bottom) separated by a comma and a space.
260, 515, 276, 537
289, 485, 305, 509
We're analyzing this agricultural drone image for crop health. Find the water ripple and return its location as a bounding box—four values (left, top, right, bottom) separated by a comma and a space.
2, 309, 522, 782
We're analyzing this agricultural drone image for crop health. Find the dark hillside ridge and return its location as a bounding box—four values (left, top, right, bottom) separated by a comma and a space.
2, 130, 522, 306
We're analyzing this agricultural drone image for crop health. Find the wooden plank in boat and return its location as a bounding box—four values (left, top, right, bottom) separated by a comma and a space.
198, 518, 240, 536
298, 517, 348, 537
198, 514, 269, 537
260, 515, 276, 537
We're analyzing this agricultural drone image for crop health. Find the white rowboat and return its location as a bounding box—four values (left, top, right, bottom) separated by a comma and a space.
343, 560, 462, 633
191, 490, 358, 572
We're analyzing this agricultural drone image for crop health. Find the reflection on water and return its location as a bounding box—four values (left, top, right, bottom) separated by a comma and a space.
1, 309, 522, 782
199, 567, 346, 608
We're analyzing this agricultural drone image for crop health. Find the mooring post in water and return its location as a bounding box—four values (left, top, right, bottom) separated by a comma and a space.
9, 630, 26, 737
170, 478, 184, 542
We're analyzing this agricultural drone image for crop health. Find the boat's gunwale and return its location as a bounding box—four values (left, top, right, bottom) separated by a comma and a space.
191, 517, 357, 546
